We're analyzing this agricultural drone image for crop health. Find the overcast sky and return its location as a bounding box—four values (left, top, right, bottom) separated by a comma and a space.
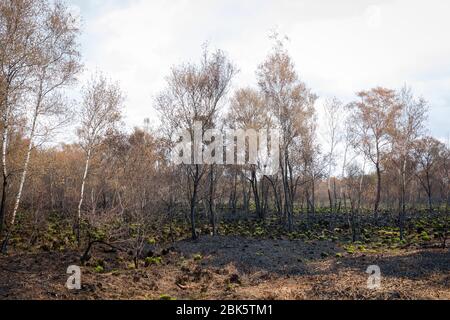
68, 0, 450, 142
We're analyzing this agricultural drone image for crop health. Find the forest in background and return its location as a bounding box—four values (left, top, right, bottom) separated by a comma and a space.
0, 0, 448, 300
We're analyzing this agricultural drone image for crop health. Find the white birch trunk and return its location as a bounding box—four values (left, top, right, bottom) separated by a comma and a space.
2, 105, 10, 182
78, 148, 91, 223
1, 103, 11, 234
2, 127, 8, 181
10, 101, 40, 227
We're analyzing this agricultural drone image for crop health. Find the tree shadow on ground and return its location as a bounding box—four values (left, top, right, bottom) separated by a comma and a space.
175, 236, 450, 282
175, 235, 342, 275
330, 248, 450, 284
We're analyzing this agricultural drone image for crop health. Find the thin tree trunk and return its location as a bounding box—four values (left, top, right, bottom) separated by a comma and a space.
426, 172, 433, 213
281, 152, 293, 231
311, 177, 316, 215
340, 141, 349, 215
261, 178, 268, 218
328, 186, 333, 213
333, 179, 338, 212
353, 160, 366, 242
266, 176, 282, 218
241, 173, 249, 214
251, 167, 262, 219
77, 148, 91, 245
0, 99, 12, 253
229, 170, 237, 214
327, 157, 333, 214
190, 165, 200, 240
190, 186, 198, 240
0, 173, 7, 237
9, 104, 39, 231
374, 163, 382, 220
0, 106, 10, 236
399, 160, 407, 241
208, 166, 217, 236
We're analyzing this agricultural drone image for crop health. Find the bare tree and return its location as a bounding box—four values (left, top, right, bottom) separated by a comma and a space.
227, 88, 270, 219
348, 87, 402, 220
0, 0, 81, 251
390, 87, 428, 239
414, 136, 446, 212
0, 0, 45, 235
323, 97, 344, 213
5, 2, 81, 247
345, 159, 367, 242
257, 39, 316, 231
155, 47, 236, 239
76, 73, 123, 244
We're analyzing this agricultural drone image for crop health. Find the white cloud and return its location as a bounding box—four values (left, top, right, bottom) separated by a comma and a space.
70, 0, 450, 140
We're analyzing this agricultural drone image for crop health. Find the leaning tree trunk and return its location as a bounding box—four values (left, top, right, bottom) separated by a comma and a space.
2, 86, 43, 251
77, 148, 91, 245
4, 133, 34, 251
9, 105, 39, 233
